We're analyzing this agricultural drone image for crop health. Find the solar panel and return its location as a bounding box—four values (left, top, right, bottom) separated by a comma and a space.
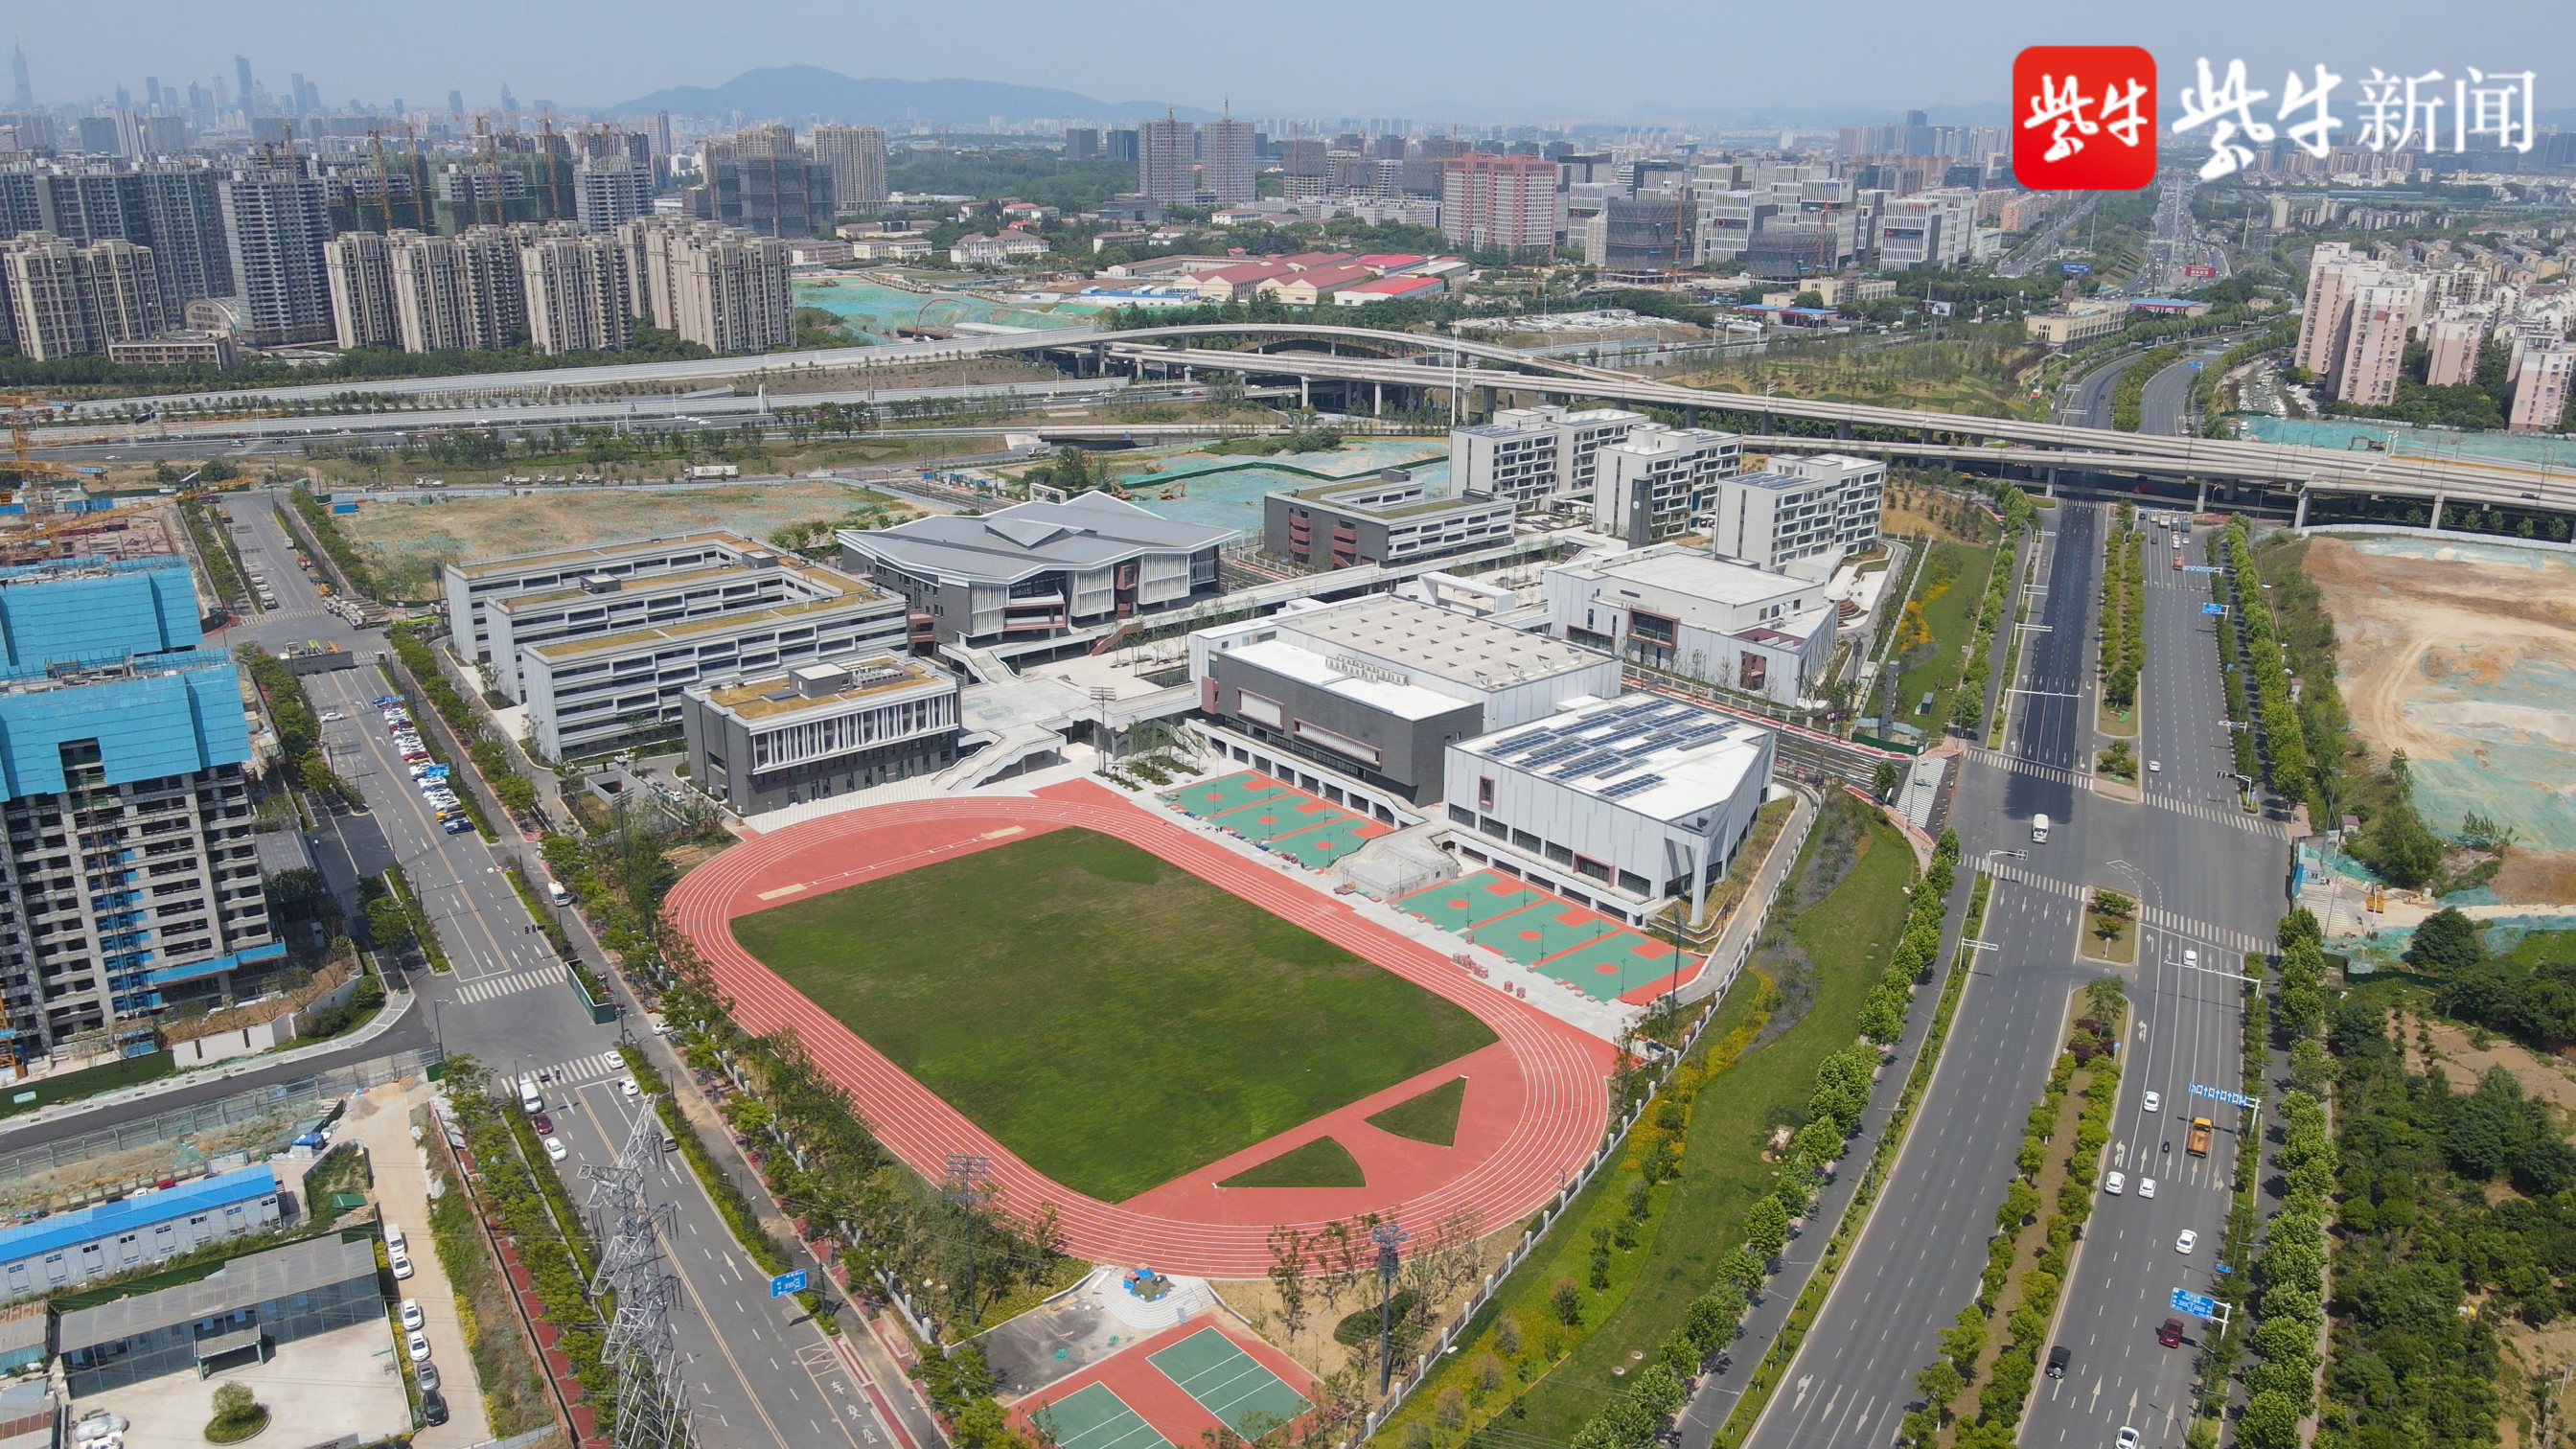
1519, 740, 1589, 768
1550, 748, 1622, 777
1598, 773, 1666, 800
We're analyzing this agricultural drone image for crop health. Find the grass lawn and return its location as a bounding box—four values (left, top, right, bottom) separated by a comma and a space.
1381, 801, 1917, 1447
1892, 542, 1997, 731
1219, 1137, 1367, 1188
731, 828, 1496, 1203
2082, 893, 2139, 965
0, 1051, 172, 1118
1367, 1077, 1467, 1146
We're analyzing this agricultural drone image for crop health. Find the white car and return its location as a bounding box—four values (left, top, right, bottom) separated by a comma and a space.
2143, 1091, 2162, 1114
2117, 1430, 2141, 1449
389, 1248, 414, 1280
319, 711, 342, 722
2148, 760, 2161, 772
544, 1136, 568, 1162
2184, 948, 2199, 967
620, 1076, 641, 1100
2175, 1230, 2198, 1254
400, 1299, 424, 1332
2104, 1171, 2126, 1196
2140, 1178, 2158, 1199
407, 1331, 432, 1364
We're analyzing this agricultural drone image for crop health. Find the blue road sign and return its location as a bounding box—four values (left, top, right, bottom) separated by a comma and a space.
769, 1269, 808, 1298
2201, 602, 2230, 616
2190, 1082, 2258, 1109
2171, 1288, 2219, 1318
2182, 564, 2223, 574
2063, 262, 2093, 274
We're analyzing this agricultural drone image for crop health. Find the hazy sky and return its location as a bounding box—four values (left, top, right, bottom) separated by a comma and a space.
13, 0, 2568, 122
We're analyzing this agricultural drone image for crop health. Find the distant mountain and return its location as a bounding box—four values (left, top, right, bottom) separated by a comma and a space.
1624, 102, 2011, 129
606, 66, 1218, 126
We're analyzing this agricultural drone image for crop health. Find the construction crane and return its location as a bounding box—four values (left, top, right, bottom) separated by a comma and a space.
0, 393, 81, 500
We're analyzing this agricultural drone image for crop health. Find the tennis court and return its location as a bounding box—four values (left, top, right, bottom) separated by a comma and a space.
1028, 1384, 1174, 1449
1147, 1327, 1311, 1439
1271, 813, 1392, 866
1393, 871, 1558, 932
1163, 771, 1291, 820
1542, 929, 1697, 1001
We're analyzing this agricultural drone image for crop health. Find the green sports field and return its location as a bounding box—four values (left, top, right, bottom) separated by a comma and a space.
730, 828, 1496, 1202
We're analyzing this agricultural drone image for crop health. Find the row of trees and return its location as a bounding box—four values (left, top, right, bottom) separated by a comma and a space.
2109, 345, 2184, 432
235, 644, 359, 810
1946, 494, 2033, 737
2221, 519, 2313, 798
2428, 906, 2576, 1053
2098, 518, 2144, 711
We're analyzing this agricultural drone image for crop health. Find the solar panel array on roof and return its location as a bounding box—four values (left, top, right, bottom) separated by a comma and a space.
1599, 773, 1667, 800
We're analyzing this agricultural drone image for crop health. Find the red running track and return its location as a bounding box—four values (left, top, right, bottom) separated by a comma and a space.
664, 780, 1615, 1278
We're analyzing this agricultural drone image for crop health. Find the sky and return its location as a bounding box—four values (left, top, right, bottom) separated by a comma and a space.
12, 0, 2568, 124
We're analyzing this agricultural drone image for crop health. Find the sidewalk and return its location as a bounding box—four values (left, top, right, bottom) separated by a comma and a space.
342, 1077, 493, 1448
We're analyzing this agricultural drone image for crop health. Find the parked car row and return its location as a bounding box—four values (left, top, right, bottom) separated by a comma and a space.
385, 1223, 449, 1426
377, 695, 472, 834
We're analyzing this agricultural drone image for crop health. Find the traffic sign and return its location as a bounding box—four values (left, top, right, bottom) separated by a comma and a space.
769, 1269, 808, 1298
2190, 1082, 2258, 1110
2062, 263, 2093, 275
2201, 602, 2228, 616
2182, 564, 2222, 574
2171, 1288, 2219, 1318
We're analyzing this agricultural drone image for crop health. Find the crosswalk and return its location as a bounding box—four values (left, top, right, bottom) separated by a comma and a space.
519, 1048, 630, 1090
1961, 747, 2289, 840
1985, 862, 2272, 955
451, 964, 567, 1006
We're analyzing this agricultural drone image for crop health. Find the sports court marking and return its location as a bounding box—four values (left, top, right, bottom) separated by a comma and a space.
1029, 1384, 1174, 1449
1272, 814, 1391, 866
1393, 870, 1554, 931
1546, 929, 1696, 1001
1162, 770, 1290, 819
1147, 1327, 1311, 1438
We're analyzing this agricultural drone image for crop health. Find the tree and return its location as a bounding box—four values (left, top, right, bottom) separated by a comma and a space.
2407, 907, 2484, 974
1873, 759, 1904, 801
1267, 1227, 1309, 1341
207, 1382, 265, 1440
362, 893, 415, 956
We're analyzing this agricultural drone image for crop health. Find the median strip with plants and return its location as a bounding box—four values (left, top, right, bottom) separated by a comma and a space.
1949, 492, 2034, 740
2220, 518, 2312, 801
2098, 511, 2142, 723
2111, 346, 2183, 432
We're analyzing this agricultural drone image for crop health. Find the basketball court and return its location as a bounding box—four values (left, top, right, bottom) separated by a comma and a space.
1163, 771, 1290, 820
1543, 930, 1698, 1002
1162, 770, 1387, 867
1396, 871, 1704, 1002
1467, 903, 1621, 966
1393, 870, 1556, 932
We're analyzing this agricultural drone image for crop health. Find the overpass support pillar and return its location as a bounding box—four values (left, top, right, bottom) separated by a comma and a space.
1300, 376, 1311, 410
1836, 418, 1852, 441
1476, 384, 1496, 419
2044, 467, 2058, 498
2194, 476, 2208, 512
2293, 490, 2310, 529
1686, 406, 1700, 428
2429, 492, 2445, 532
1374, 381, 1384, 417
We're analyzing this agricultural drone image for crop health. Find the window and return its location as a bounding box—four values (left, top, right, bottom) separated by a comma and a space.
1449, 805, 1476, 826
1512, 829, 1541, 851
1574, 854, 1613, 885
1619, 869, 1652, 895
1292, 719, 1382, 767
1235, 690, 1285, 728
1478, 776, 1496, 810
1545, 841, 1574, 867
1480, 815, 1508, 840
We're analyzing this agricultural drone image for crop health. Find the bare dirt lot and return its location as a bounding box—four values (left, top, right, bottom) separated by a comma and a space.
338, 480, 908, 598
2302, 535, 2576, 899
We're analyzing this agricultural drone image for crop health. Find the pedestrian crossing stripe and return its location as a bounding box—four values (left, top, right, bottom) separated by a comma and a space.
1962, 748, 2288, 839
1985, 863, 2272, 956
453, 965, 567, 1005
523, 1049, 627, 1089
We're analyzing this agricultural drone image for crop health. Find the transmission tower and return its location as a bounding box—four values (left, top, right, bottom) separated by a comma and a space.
585, 1103, 692, 1449
942, 1153, 995, 1341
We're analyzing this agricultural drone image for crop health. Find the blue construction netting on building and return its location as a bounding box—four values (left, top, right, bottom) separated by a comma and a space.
0, 651, 252, 796
0, 557, 201, 668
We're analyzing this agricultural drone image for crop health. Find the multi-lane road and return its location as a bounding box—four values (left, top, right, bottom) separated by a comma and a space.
202, 494, 932, 1449
1734, 496, 2287, 1449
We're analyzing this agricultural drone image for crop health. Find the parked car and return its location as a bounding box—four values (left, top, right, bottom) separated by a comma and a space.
406, 1331, 431, 1363
544, 1137, 568, 1162
389, 1247, 413, 1279
421, 1389, 448, 1426
400, 1299, 424, 1332
416, 1361, 440, 1393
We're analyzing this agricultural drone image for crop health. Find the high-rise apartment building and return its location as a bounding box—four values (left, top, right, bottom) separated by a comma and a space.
1138, 115, 1197, 205
616, 218, 792, 354
1, 234, 165, 360
1105, 128, 1139, 162
573, 157, 653, 233
2330, 283, 2417, 406
1201, 116, 1255, 205
0, 556, 277, 1058
387, 227, 524, 353
712, 155, 834, 238
811, 125, 887, 213
217, 166, 333, 345
322, 230, 399, 349
1439, 153, 1562, 253
0, 165, 233, 317
519, 232, 630, 356
2425, 315, 2486, 387
2510, 347, 2575, 433
1063, 128, 1099, 161
2293, 242, 2369, 376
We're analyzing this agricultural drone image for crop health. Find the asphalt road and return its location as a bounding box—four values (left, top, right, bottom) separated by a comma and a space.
1738, 503, 2105, 1449
181, 497, 923, 1449
2064, 357, 2136, 431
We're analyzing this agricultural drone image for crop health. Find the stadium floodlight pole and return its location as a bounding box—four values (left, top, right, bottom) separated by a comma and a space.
1372, 1219, 1410, 1395
944, 1153, 994, 1340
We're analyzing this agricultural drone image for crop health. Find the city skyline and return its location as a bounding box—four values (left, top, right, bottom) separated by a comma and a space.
12, 0, 2568, 125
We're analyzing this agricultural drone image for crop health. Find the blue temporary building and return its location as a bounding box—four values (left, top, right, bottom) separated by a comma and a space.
0, 1164, 283, 1300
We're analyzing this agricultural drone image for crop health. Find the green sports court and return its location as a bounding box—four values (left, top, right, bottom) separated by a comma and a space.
1162, 770, 1390, 867
1396, 872, 1699, 1001
1028, 1384, 1173, 1449
1163, 771, 1291, 820
1393, 870, 1558, 932
1146, 1328, 1312, 1438
1542, 930, 1695, 1001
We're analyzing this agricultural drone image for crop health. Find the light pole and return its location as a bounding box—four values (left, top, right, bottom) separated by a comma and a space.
1372, 1220, 1410, 1395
